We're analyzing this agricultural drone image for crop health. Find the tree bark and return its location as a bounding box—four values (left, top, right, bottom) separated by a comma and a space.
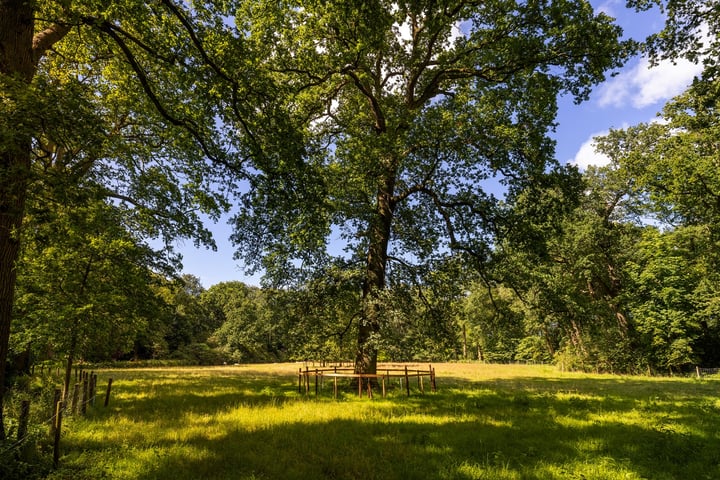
62, 348, 75, 404
0, 0, 38, 441
355, 164, 396, 375
0, 149, 30, 440
0, 1, 70, 439
462, 324, 467, 360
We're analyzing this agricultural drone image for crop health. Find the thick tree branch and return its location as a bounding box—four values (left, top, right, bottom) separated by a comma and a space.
159, 0, 266, 160
160, 0, 232, 83
386, 254, 434, 309
98, 21, 178, 64
32, 22, 72, 63
89, 18, 244, 175
343, 66, 386, 133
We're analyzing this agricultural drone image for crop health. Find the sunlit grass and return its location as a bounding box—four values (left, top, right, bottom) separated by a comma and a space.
48, 363, 720, 480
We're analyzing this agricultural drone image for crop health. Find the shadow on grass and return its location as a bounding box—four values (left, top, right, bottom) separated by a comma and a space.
57, 370, 720, 480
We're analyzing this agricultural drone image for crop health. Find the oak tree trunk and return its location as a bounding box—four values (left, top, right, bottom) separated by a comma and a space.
355, 166, 395, 375
0, 0, 39, 439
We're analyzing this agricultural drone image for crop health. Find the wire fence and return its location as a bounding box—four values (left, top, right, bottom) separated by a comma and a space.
0, 369, 113, 468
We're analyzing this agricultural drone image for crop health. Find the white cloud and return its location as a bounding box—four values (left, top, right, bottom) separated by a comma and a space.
570, 131, 611, 170
597, 56, 702, 109
594, 0, 622, 17
569, 117, 671, 170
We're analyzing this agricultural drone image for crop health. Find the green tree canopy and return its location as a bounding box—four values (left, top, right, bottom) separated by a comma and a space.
0, 0, 250, 437
229, 0, 634, 373
202, 281, 280, 362
630, 0, 719, 76
14, 191, 167, 397
592, 74, 720, 372
596, 77, 720, 231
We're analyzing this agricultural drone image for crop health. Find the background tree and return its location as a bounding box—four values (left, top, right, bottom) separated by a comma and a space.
595, 77, 720, 231
267, 266, 363, 363
374, 258, 466, 362
13, 192, 167, 399
153, 275, 214, 359
495, 163, 649, 371
591, 0, 720, 368
488, 110, 720, 374
230, 0, 634, 374
593, 78, 720, 372
203, 281, 281, 363
461, 284, 526, 362
621, 226, 714, 372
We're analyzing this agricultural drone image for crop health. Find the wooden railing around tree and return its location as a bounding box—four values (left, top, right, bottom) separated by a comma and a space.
298, 364, 436, 399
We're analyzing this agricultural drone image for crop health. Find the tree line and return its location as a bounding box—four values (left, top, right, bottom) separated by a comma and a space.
1, 0, 717, 442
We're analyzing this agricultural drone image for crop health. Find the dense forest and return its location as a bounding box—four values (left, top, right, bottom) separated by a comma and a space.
1, 0, 719, 441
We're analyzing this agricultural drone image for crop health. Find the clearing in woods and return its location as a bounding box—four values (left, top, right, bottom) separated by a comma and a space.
50, 363, 720, 480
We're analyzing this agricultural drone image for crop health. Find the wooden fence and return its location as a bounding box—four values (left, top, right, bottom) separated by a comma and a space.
50, 370, 114, 467
299, 364, 436, 399
696, 366, 720, 377
1, 367, 113, 469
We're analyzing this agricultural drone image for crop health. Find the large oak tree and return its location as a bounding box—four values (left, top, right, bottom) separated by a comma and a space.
229, 0, 634, 374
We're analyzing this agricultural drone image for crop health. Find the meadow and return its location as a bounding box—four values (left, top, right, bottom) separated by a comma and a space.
48, 363, 720, 480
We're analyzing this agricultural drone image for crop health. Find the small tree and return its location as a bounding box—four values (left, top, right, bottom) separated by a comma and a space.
15, 195, 166, 399
203, 282, 278, 362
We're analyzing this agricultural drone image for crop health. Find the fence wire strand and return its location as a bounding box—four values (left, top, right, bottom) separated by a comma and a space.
0, 374, 103, 460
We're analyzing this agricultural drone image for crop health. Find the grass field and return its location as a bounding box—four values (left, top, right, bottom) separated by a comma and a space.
48, 363, 720, 480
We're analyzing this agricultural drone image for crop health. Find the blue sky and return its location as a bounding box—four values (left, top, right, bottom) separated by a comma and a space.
175, 0, 703, 288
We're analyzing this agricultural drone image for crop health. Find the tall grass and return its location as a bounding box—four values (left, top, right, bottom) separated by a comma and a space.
47, 363, 720, 480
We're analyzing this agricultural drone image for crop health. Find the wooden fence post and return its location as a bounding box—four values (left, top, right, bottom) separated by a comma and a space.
53, 401, 64, 468
50, 388, 61, 437
104, 378, 113, 407
404, 366, 410, 397
90, 372, 96, 406
81, 377, 88, 415
17, 400, 30, 442
71, 383, 80, 414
